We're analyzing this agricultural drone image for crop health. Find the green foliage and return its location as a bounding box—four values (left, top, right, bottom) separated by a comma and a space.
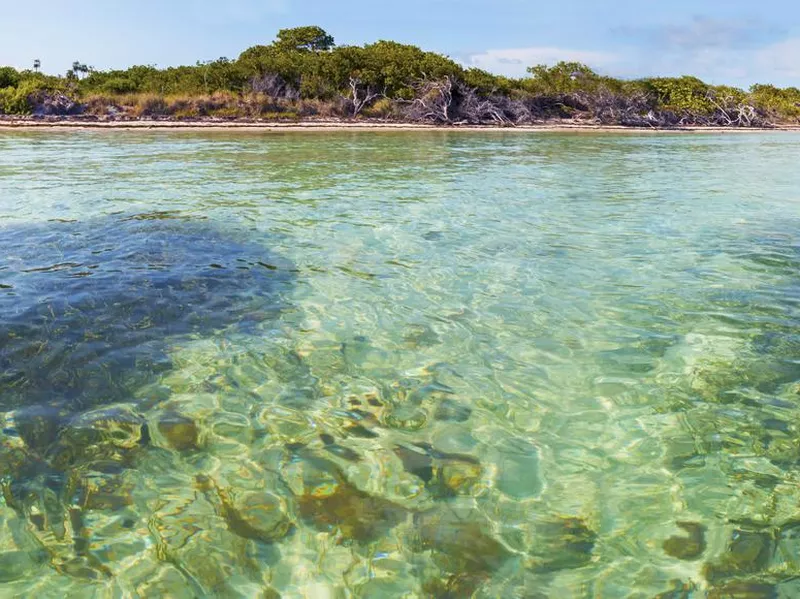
641, 76, 714, 113
238, 44, 312, 85
299, 73, 335, 100
462, 68, 513, 95
525, 62, 601, 94
0, 74, 66, 114
0, 80, 41, 114
76, 60, 247, 97
750, 84, 800, 120
100, 77, 139, 94
275, 26, 335, 53
0, 66, 20, 89
354, 40, 464, 98
237, 36, 465, 99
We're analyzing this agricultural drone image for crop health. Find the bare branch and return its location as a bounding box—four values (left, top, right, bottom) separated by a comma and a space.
347, 77, 381, 117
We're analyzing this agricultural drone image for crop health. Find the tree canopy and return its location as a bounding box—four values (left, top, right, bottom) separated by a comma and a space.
275, 26, 335, 53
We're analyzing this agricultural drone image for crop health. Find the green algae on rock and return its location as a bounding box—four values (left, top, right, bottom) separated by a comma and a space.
394, 443, 483, 499
196, 475, 292, 544
412, 504, 514, 573
297, 480, 408, 543
285, 450, 409, 542
433, 398, 472, 423
663, 521, 707, 561
528, 515, 597, 571
703, 529, 775, 584
707, 580, 777, 599
158, 412, 201, 452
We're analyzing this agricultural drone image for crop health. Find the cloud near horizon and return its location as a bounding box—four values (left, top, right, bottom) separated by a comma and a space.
611, 16, 800, 87
465, 18, 800, 89
756, 38, 800, 81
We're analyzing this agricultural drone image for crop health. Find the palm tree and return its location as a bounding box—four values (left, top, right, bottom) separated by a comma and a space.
70, 61, 89, 80
33, 59, 41, 73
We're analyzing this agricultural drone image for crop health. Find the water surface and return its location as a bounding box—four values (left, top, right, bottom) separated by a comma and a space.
1, 130, 800, 597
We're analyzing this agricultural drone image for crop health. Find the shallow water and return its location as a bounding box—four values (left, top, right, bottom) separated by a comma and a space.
1, 130, 800, 597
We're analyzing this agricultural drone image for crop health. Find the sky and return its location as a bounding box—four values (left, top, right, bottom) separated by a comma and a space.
2, 0, 800, 88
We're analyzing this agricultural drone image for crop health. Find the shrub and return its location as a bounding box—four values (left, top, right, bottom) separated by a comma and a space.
132, 94, 169, 117
361, 97, 394, 118
0, 79, 46, 114
750, 84, 800, 121
0, 66, 20, 89
101, 77, 139, 94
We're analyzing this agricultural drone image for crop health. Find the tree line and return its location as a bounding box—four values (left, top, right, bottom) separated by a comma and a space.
1, 26, 799, 126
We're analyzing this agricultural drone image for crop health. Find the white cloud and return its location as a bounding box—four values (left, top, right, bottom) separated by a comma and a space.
464, 36, 800, 88
756, 38, 800, 80
614, 37, 800, 87
465, 47, 619, 78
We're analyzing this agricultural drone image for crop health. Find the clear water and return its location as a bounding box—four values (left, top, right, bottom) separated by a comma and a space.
1, 130, 800, 598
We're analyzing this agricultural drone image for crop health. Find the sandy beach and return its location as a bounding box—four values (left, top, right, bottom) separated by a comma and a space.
1, 117, 798, 133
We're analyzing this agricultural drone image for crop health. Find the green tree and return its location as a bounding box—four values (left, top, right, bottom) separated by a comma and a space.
526, 62, 600, 94
749, 84, 800, 120
641, 76, 713, 113
462, 68, 512, 95
275, 26, 335, 53
0, 66, 20, 89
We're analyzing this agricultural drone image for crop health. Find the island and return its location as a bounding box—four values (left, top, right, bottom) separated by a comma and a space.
2, 26, 799, 129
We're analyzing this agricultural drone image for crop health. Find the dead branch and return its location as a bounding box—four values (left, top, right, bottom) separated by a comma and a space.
406, 76, 454, 123
348, 77, 382, 117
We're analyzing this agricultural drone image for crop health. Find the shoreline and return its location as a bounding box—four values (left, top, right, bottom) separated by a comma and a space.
1, 118, 798, 133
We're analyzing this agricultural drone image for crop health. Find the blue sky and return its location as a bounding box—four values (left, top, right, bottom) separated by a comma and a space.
2, 0, 800, 88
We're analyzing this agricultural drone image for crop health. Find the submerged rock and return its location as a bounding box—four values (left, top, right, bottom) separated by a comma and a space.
196, 476, 292, 544
663, 521, 707, 561
222, 490, 292, 544
158, 412, 201, 451
394, 443, 483, 499
528, 516, 597, 571
384, 404, 428, 431
0, 550, 48, 583
703, 529, 774, 584
707, 581, 777, 599
421, 573, 490, 598
74, 472, 135, 511
297, 481, 408, 543
319, 433, 361, 462
433, 398, 472, 423
0, 436, 33, 480
12, 405, 65, 451
48, 404, 149, 470
413, 505, 514, 573
289, 452, 408, 542
651, 580, 696, 599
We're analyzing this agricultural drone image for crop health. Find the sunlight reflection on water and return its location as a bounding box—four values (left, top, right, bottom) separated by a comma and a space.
0, 130, 799, 597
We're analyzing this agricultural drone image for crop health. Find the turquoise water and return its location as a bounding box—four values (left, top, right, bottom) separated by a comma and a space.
1, 130, 800, 597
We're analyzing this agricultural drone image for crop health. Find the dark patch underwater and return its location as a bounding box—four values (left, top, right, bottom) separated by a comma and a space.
0, 212, 294, 441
